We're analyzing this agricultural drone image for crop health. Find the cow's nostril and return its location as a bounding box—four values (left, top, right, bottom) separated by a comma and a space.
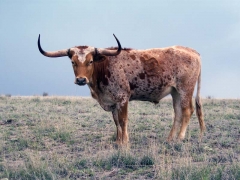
76, 78, 87, 85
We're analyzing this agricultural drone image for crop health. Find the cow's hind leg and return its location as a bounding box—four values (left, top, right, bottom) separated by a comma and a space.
178, 96, 194, 140
168, 88, 182, 141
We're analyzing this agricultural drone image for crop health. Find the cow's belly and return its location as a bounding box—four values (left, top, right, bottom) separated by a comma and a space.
129, 85, 173, 103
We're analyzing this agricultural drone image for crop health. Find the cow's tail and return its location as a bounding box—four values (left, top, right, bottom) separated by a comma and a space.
195, 69, 206, 139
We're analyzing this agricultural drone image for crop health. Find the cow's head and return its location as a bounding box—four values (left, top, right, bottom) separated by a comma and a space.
38, 34, 122, 86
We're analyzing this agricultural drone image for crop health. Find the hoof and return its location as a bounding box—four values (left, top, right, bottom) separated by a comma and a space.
177, 135, 185, 141
167, 135, 174, 142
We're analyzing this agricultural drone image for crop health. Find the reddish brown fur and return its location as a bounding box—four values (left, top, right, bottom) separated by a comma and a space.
72, 53, 94, 84
92, 57, 110, 92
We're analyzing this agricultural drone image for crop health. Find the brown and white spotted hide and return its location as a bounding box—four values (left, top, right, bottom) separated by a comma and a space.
70, 46, 205, 145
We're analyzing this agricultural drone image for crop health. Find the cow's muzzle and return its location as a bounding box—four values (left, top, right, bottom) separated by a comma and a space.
75, 78, 87, 86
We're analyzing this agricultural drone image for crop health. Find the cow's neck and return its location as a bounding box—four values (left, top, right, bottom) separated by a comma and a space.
89, 59, 110, 98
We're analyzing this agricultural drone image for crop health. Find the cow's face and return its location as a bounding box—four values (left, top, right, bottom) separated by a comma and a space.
68, 46, 95, 86
37, 34, 122, 86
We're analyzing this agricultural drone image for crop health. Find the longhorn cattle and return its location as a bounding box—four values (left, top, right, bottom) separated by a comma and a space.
38, 34, 205, 145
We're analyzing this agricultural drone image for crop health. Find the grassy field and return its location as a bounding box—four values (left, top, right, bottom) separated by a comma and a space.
0, 96, 239, 179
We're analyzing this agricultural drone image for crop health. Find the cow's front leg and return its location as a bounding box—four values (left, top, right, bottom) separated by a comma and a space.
112, 108, 122, 145
119, 101, 129, 145
112, 101, 129, 145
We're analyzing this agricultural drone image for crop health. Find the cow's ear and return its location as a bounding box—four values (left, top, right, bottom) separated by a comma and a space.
67, 49, 73, 59
93, 55, 106, 62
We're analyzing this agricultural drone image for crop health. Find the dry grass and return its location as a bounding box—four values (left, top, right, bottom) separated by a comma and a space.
0, 96, 239, 179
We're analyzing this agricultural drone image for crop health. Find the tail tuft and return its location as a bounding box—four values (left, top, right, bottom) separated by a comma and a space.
195, 98, 206, 134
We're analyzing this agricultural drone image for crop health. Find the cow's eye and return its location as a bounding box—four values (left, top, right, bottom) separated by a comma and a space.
88, 60, 93, 65
72, 61, 76, 66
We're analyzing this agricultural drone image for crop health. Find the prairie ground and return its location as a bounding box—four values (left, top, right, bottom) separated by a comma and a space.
0, 96, 239, 179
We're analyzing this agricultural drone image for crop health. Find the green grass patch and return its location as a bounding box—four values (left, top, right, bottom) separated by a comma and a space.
0, 97, 239, 179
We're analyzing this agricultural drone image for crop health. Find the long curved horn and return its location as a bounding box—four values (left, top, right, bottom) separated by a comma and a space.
38, 34, 69, 58
97, 34, 122, 56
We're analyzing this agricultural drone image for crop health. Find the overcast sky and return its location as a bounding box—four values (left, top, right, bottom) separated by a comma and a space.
0, 0, 240, 98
